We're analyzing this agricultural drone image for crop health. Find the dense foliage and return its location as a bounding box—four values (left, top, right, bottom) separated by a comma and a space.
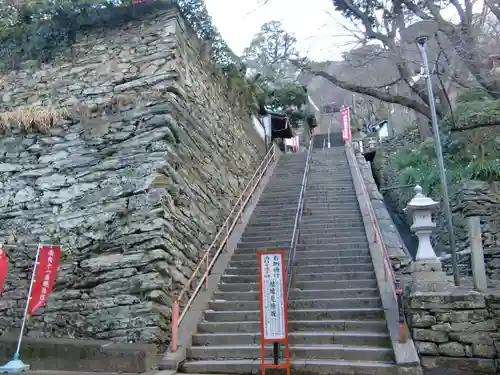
393, 93, 500, 197
257, 82, 308, 128
0, 0, 241, 72
243, 21, 309, 128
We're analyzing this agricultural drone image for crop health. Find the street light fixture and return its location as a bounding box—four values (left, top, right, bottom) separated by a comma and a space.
401, 20, 460, 286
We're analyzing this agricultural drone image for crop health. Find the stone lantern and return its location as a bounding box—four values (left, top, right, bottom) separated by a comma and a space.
405, 185, 439, 261
405, 185, 452, 292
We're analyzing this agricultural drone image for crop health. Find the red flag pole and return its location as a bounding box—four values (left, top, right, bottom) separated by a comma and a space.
14, 243, 42, 361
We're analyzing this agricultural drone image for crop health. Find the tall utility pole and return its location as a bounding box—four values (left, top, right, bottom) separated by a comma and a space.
417, 35, 460, 286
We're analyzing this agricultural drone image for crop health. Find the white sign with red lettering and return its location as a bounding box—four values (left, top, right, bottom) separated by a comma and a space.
259, 253, 286, 340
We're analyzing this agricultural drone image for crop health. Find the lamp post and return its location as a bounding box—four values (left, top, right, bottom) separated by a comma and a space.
401, 20, 460, 286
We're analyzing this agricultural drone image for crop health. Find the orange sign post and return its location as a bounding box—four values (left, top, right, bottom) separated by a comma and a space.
257, 250, 290, 375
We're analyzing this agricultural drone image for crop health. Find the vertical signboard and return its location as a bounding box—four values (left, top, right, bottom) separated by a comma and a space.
341, 107, 351, 142
257, 250, 290, 375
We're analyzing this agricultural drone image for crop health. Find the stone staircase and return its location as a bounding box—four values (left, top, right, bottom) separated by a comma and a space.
180, 152, 306, 373
179, 146, 398, 374
287, 147, 397, 374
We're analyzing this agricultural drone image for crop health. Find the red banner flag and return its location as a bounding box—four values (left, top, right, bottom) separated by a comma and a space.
0, 247, 8, 296
341, 107, 351, 142
28, 245, 61, 316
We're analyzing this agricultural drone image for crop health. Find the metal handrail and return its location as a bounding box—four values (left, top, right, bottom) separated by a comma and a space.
170, 144, 277, 352
286, 135, 314, 296
346, 142, 407, 342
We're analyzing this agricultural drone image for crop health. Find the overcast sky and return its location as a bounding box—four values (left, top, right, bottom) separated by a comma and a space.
205, 0, 357, 62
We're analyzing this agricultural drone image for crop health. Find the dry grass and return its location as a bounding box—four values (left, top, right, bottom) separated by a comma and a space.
0, 107, 68, 133
0, 93, 150, 133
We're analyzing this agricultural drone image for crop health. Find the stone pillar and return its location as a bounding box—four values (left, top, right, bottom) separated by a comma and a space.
468, 216, 488, 291
405, 185, 452, 293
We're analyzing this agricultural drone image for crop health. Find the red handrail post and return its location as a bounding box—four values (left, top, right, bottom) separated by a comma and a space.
396, 284, 407, 343
171, 302, 179, 352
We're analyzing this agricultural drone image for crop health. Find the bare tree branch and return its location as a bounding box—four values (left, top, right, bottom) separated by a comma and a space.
309, 69, 431, 118
451, 120, 500, 131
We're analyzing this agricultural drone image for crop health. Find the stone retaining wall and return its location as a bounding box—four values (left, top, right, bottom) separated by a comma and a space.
0, 6, 263, 343
406, 287, 500, 373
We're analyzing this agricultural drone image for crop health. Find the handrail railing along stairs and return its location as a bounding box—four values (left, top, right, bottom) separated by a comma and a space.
170, 144, 277, 352
286, 135, 314, 295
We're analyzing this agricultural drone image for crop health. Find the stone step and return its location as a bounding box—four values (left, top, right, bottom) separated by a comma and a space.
197, 319, 388, 334
181, 358, 398, 374
237, 237, 367, 250
305, 198, 359, 203
290, 288, 379, 299
299, 222, 365, 231
208, 297, 381, 311
203, 308, 385, 322
295, 263, 373, 273
294, 254, 371, 265
306, 184, 354, 189
225, 263, 373, 276
242, 223, 296, 232
305, 202, 359, 207
213, 287, 379, 301
295, 243, 370, 252
251, 209, 298, 217
293, 279, 378, 291
239, 229, 366, 244
258, 191, 302, 198
294, 271, 376, 282
240, 224, 362, 237
187, 344, 393, 361
192, 331, 391, 347
220, 270, 375, 284
217, 279, 378, 292
254, 209, 361, 219
302, 210, 362, 217
307, 181, 354, 187
302, 212, 362, 219
300, 234, 368, 244
235, 240, 368, 252
229, 255, 372, 268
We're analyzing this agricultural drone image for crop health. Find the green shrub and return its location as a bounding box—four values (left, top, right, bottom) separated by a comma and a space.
394, 136, 500, 196
0, 0, 242, 74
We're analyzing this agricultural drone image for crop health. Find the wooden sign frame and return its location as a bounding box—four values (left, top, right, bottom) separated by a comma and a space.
257, 250, 290, 375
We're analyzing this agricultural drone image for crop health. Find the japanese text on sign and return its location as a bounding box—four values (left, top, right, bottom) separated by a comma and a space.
341, 107, 351, 142
260, 253, 286, 340
28, 245, 61, 316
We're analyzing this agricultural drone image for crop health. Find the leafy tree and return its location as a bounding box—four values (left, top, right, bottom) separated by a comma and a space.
243, 21, 298, 83
243, 21, 308, 127
258, 82, 308, 127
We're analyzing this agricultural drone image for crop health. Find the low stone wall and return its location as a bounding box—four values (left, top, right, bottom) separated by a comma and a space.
0, 335, 157, 372
406, 287, 500, 373
354, 151, 411, 271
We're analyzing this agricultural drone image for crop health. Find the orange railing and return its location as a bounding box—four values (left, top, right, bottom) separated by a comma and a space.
346, 142, 408, 343
170, 144, 277, 352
